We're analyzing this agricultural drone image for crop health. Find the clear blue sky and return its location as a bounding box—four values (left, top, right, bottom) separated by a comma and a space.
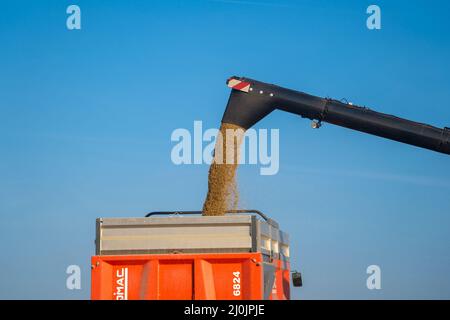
1, 0, 450, 299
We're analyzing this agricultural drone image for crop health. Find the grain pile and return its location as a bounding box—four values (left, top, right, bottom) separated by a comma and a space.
202, 123, 245, 216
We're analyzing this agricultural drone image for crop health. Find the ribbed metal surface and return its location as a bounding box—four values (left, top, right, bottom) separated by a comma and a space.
96, 215, 289, 259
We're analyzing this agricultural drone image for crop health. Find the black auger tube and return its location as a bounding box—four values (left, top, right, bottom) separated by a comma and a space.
222, 76, 450, 155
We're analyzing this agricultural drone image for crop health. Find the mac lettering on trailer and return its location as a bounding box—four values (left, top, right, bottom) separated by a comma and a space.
114, 268, 128, 300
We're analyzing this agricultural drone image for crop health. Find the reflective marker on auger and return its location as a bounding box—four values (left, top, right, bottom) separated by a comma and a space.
227, 78, 251, 93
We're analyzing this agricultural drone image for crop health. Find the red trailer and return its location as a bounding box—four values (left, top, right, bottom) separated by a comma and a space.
91, 211, 298, 300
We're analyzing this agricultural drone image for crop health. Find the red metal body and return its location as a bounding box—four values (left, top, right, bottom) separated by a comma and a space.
91, 253, 290, 300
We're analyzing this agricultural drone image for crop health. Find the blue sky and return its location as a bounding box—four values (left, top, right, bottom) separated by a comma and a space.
0, 0, 449, 299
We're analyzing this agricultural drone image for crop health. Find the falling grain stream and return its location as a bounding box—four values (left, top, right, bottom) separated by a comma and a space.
202, 123, 245, 216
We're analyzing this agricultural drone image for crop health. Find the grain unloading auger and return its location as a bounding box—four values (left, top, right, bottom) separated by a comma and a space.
91, 77, 449, 301
224, 76, 450, 154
